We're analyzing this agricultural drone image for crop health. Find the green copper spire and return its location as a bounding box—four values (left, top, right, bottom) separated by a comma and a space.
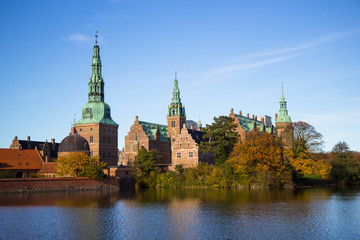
88, 32, 104, 102
168, 72, 186, 117
276, 84, 292, 123
75, 33, 117, 126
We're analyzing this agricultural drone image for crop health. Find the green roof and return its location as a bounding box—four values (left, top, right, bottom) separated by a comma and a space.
75, 101, 118, 125
139, 121, 168, 142
234, 114, 273, 134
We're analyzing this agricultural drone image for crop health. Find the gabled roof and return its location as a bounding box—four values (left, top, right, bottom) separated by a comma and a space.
139, 121, 169, 142
187, 129, 205, 144
17, 140, 59, 158
0, 149, 43, 170
234, 114, 273, 134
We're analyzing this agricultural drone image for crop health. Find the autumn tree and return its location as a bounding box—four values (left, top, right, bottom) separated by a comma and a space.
288, 121, 331, 181
227, 129, 292, 188
56, 152, 106, 179
199, 116, 239, 166
330, 141, 360, 185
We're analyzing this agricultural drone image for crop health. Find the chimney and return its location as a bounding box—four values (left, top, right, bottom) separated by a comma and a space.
135, 116, 138, 122
247, 113, 249, 118
230, 108, 234, 115
255, 116, 257, 121
275, 113, 278, 122
27, 136, 30, 142
35, 146, 38, 150
191, 124, 194, 130
71, 127, 76, 134
51, 138, 55, 144
239, 111, 242, 116
261, 117, 264, 123
252, 114, 254, 119
183, 123, 186, 129
15, 136, 18, 140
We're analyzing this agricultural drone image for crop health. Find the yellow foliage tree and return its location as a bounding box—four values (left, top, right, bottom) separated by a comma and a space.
56, 152, 106, 179
289, 152, 331, 180
228, 129, 291, 187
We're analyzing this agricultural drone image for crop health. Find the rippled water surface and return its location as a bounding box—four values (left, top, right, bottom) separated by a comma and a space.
1, 187, 360, 239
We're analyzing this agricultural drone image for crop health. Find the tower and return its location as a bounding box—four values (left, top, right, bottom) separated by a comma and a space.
275, 85, 293, 147
75, 33, 119, 166
167, 72, 186, 142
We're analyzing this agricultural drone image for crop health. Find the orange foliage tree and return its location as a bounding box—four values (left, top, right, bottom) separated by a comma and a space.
228, 129, 292, 188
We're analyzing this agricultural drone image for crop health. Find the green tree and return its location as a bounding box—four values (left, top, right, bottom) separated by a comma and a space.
134, 147, 160, 188
330, 141, 360, 185
199, 116, 239, 165
0, 170, 15, 179
56, 152, 106, 179
228, 129, 292, 188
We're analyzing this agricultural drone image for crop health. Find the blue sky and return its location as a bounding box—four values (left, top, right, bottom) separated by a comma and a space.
1, 0, 359, 152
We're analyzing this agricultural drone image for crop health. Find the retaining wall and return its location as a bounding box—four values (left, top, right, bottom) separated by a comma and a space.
0, 177, 120, 194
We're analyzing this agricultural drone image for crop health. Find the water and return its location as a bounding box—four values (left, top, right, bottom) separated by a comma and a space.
0, 187, 360, 239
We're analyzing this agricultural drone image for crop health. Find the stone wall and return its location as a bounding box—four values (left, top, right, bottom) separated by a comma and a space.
0, 177, 119, 194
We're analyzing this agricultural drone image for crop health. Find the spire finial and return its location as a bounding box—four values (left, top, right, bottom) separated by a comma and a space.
281, 81, 284, 99
175, 69, 177, 80
95, 31, 99, 44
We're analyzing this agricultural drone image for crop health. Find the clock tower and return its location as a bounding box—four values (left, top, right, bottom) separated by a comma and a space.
75, 33, 119, 166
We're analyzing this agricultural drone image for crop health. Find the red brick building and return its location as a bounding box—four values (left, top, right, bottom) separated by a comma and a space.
171, 125, 212, 169
124, 75, 209, 168
10, 136, 59, 162
75, 39, 119, 166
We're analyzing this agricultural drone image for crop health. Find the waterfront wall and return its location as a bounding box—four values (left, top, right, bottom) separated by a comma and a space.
0, 177, 120, 194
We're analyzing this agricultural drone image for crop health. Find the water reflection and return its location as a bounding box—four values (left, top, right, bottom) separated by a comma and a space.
0, 187, 360, 239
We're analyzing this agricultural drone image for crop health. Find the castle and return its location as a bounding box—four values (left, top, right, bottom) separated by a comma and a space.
2, 37, 294, 177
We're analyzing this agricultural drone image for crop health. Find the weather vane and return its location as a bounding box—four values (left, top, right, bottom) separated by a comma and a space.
95, 31, 99, 44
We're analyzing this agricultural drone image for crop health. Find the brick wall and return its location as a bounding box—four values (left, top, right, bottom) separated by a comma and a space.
0, 178, 119, 192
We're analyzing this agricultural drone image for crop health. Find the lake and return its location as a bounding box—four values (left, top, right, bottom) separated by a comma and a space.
0, 187, 360, 239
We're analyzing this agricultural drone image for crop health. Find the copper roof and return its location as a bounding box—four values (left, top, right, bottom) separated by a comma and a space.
0, 149, 43, 170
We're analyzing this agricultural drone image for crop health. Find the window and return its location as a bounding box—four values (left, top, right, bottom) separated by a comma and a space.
177, 152, 181, 158
187, 143, 190, 146
90, 136, 93, 143
171, 121, 175, 127
180, 143, 182, 147
189, 152, 193, 158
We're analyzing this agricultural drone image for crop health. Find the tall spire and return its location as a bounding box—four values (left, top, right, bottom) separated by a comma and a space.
88, 31, 104, 102
276, 84, 291, 123
168, 72, 185, 117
